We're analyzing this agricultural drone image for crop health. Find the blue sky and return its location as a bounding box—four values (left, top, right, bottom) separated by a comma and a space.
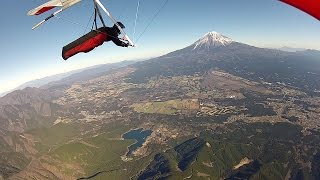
1, 0, 320, 94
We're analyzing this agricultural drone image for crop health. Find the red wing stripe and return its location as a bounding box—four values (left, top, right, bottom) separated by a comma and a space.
35, 6, 56, 15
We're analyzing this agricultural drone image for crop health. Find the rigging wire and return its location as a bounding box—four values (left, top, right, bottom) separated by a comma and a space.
58, 10, 96, 57
133, 0, 141, 43
53, 0, 95, 34
84, 11, 95, 34
56, 16, 91, 31
91, 9, 98, 30
116, 0, 129, 20
135, 0, 169, 44
55, 16, 124, 40
54, 0, 168, 46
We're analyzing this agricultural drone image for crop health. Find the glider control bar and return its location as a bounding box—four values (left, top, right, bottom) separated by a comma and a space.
94, 0, 135, 47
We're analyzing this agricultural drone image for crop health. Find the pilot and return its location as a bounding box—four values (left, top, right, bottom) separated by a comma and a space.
62, 22, 130, 60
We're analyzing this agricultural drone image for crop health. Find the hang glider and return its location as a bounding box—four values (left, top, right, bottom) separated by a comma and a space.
280, 0, 320, 21
27, 0, 134, 46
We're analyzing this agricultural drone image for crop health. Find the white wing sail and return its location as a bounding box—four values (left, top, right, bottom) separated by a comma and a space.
28, 0, 81, 16
28, 0, 62, 16
28, 0, 81, 29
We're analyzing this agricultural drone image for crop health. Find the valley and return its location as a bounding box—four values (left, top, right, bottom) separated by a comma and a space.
0, 32, 319, 180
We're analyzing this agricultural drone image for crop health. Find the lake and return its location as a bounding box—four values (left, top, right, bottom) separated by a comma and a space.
122, 128, 152, 156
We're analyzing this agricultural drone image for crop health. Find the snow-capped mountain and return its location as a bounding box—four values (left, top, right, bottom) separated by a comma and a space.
165, 31, 252, 57
192, 31, 234, 50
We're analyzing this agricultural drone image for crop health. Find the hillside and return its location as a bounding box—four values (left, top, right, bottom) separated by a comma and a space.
0, 32, 319, 180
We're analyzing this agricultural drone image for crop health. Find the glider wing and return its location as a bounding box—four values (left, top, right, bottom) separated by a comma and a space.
28, 0, 81, 29
27, 0, 81, 16
280, 0, 320, 21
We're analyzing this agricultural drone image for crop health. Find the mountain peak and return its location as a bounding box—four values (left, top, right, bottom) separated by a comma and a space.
192, 31, 233, 50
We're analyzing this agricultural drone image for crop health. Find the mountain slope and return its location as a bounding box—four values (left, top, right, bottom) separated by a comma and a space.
0, 87, 59, 132
127, 32, 320, 94
42, 60, 134, 89
14, 69, 85, 91
0, 61, 136, 98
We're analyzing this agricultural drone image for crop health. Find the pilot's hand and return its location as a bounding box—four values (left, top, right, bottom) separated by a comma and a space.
121, 41, 129, 47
